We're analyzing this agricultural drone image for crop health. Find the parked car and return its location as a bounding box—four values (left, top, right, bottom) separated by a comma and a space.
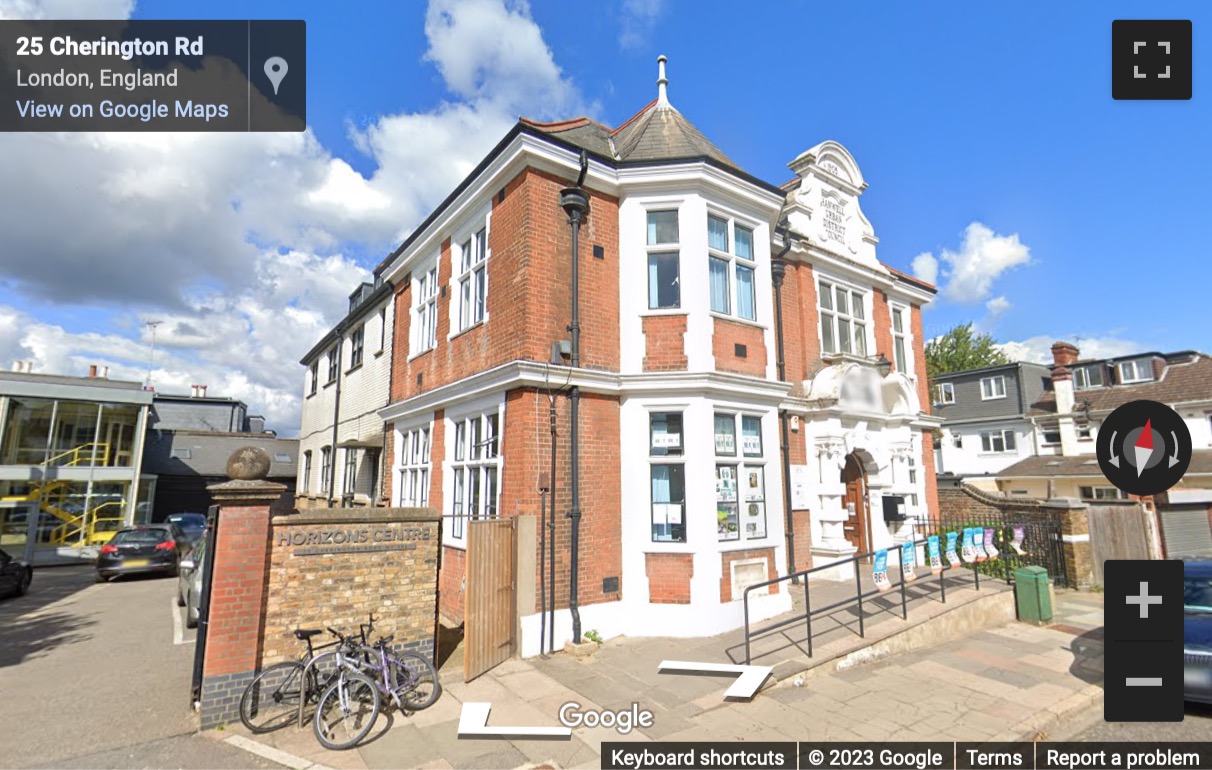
1185, 561, 1212, 703
166, 512, 208, 549
0, 550, 32, 598
96, 524, 186, 582
177, 529, 208, 628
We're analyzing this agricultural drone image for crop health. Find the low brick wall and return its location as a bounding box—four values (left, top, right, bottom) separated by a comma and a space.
262, 507, 441, 669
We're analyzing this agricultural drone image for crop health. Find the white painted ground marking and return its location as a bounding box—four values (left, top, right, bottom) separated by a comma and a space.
224, 734, 314, 769
658, 660, 773, 700
457, 702, 572, 738
171, 595, 193, 645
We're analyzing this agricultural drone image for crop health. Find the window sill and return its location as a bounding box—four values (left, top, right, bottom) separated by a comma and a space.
323, 380, 336, 389
306, 392, 317, 399
643, 544, 694, 553
407, 346, 435, 364
980, 395, 1007, 401
373, 350, 384, 358
718, 539, 773, 550
449, 318, 487, 342
709, 312, 766, 330
640, 309, 688, 318
346, 364, 363, 375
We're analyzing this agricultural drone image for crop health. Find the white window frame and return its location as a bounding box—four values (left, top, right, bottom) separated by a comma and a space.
979, 429, 1017, 453
714, 412, 769, 544
349, 324, 365, 369
935, 382, 955, 405
377, 308, 387, 354
301, 450, 312, 493
707, 212, 758, 322
649, 410, 686, 543
413, 261, 439, 355
343, 448, 358, 497
890, 303, 912, 375
396, 425, 432, 508
320, 446, 332, 495
1119, 359, 1153, 383
326, 346, 339, 383
1079, 486, 1126, 501
646, 208, 681, 311
308, 362, 318, 396
450, 210, 491, 336
818, 278, 869, 356
951, 432, 962, 448
980, 376, 1006, 400
447, 407, 502, 546
1073, 365, 1103, 390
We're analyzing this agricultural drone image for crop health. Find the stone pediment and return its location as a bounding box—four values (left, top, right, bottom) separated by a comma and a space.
784, 140, 879, 267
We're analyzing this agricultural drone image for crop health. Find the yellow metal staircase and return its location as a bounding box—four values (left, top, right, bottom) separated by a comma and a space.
0, 443, 126, 546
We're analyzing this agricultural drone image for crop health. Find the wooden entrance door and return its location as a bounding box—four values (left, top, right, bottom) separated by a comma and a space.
841, 454, 869, 554
464, 518, 515, 681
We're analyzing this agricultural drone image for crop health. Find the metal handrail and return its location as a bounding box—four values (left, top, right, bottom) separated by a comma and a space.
742, 536, 983, 665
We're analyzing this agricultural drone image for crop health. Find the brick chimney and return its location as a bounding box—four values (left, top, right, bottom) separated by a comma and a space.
1050, 342, 1079, 456
88, 364, 97, 378
1051, 341, 1080, 367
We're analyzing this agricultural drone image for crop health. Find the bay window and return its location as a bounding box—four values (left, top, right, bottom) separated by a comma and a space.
715, 412, 767, 542
708, 214, 757, 321
649, 412, 685, 542
647, 210, 680, 310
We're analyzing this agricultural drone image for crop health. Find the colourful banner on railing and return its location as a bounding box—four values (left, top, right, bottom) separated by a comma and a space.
927, 535, 942, 575
901, 541, 916, 582
873, 549, 891, 592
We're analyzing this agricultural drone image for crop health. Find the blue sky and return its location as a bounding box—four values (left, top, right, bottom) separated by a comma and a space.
0, 0, 1208, 433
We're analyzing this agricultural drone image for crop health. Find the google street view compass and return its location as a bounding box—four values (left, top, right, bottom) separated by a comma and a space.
1097, 399, 1192, 496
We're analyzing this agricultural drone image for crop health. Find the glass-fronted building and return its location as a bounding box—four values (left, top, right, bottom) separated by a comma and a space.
0, 367, 154, 564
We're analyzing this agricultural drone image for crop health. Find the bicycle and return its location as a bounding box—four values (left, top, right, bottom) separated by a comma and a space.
238, 625, 367, 734
356, 631, 441, 713
312, 634, 384, 750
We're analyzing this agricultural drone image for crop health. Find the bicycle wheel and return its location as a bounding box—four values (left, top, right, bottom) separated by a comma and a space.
313, 672, 381, 750
391, 652, 441, 711
240, 662, 313, 734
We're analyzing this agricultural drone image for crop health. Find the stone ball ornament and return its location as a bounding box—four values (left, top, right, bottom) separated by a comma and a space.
226, 446, 272, 480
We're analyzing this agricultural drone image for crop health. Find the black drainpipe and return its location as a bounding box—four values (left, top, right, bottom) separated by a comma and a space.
558, 151, 589, 645
772, 222, 799, 580
329, 329, 344, 506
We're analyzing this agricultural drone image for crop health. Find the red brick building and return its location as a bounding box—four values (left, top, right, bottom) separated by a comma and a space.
329, 60, 940, 654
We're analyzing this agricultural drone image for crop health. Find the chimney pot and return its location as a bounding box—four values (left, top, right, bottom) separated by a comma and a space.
100, 366, 108, 379
1050, 341, 1080, 367
200, 385, 208, 396
89, 364, 97, 378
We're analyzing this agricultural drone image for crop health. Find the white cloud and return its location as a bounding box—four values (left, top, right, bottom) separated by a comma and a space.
985, 295, 1011, 318
910, 252, 938, 286
0, 0, 132, 19
0, 0, 589, 436
999, 335, 1144, 364
619, 0, 666, 50
916, 222, 1032, 305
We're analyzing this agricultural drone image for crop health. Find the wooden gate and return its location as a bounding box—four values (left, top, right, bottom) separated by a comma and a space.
1088, 503, 1151, 586
464, 518, 515, 682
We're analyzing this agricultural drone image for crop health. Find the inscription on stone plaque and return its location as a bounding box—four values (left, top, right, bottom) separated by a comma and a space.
277, 524, 433, 556
821, 193, 846, 244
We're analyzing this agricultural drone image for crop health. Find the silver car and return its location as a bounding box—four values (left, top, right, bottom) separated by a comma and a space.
176, 529, 208, 629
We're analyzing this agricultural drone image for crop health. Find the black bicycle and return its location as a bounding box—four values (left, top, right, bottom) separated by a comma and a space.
238, 625, 366, 733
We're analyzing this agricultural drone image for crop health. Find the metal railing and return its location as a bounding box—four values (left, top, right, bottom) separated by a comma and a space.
742, 538, 984, 665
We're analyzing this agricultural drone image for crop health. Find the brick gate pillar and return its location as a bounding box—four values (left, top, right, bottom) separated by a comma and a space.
198, 447, 288, 729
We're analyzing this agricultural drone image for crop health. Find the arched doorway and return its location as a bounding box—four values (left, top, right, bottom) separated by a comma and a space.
840, 453, 870, 555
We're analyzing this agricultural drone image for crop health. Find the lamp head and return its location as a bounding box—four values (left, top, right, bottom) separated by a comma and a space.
876, 353, 893, 378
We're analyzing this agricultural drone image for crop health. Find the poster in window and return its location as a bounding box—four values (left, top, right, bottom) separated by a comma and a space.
716, 466, 737, 501
745, 502, 767, 539
745, 468, 765, 501
664, 503, 683, 524
652, 432, 681, 450
714, 430, 735, 455
717, 466, 739, 541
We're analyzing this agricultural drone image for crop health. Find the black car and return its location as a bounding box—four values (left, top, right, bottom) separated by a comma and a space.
166, 512, 208, 548
96, 524, 186, 582
1185, 561, 1212, 703
0, 550, 32, 598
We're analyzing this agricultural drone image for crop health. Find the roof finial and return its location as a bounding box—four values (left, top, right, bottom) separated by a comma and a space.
657, 55, 669, 106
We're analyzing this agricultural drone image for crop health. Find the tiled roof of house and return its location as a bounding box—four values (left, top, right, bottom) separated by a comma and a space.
997, 450, 1212, 478
521, 97, 738, 171
1028, 353, 1212, 415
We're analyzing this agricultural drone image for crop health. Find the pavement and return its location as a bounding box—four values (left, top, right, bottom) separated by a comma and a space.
226, 573, 1109, 770
0, 564, 276, 769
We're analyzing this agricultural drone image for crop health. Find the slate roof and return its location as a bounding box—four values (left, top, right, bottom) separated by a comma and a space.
521, 97, 739, 171
142, 429, 298, 478
1029, 352, 1212, 416
998, 451, 1212, 478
